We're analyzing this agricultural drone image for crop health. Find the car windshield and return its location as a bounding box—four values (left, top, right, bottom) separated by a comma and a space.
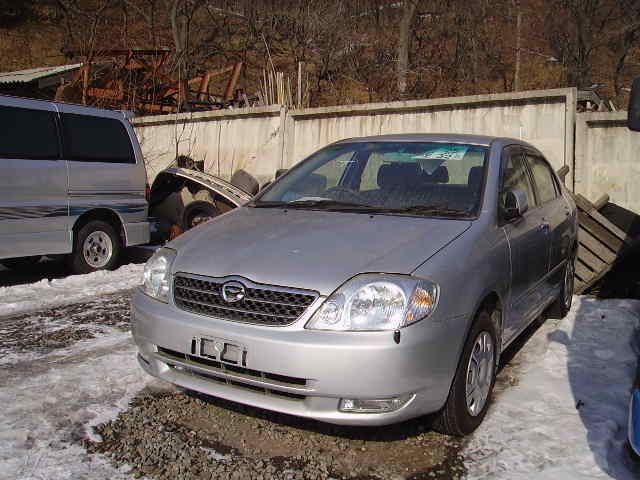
254, 141, 488, 217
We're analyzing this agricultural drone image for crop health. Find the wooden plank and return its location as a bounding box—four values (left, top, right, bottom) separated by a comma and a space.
577, 227, 618, 264
575, 259, 595, 282
578, 245, 608, 272
574, 278, 587, 294
575, 194, 633, 244
578, 212, 625, 252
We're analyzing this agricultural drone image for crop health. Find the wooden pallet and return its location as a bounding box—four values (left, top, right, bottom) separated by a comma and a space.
573, 194, 634, 293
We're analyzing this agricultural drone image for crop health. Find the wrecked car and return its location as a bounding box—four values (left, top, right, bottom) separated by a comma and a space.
133, 134, 577, 436
148, 167, 254, 242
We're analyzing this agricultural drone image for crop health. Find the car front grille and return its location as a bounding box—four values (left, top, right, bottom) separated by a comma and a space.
173, 274, 318, 326
156, 347, 308, 401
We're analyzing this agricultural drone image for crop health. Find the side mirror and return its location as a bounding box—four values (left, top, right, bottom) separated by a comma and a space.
628, 76, 640, 131
503, 190, 528, 220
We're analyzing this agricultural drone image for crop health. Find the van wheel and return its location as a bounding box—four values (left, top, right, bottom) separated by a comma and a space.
1, 256, 42, 271
69, 220, 121, 274
547, 255, 575, 319
433, 309, 497, 436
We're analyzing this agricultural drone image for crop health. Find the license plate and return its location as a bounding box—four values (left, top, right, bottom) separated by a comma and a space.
197, 337, 245, 366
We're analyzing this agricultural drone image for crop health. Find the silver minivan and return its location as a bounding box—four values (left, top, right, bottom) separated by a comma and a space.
0, 95, 149, 274
132, 134, 577, 435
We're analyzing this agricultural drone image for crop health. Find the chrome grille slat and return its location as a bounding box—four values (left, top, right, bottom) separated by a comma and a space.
174, 294, 299, 320
173, 274, 318, 326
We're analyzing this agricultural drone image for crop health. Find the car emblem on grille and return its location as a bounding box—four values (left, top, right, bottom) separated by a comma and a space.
221, 281, 245, 303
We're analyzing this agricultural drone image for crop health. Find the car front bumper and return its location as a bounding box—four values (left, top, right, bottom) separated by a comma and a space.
131, 290, 466, 426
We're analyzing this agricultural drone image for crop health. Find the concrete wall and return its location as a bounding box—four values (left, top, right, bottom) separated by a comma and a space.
133, 88, 577, 187
575, 111, 640, 213
134, 106, 284, 184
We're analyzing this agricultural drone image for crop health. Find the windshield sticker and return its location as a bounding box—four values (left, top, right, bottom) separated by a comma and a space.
419, 145, 469, 161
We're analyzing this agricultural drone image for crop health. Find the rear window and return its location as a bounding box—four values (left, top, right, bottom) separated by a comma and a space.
62, 113, 135, 163
0, 105, 59, 159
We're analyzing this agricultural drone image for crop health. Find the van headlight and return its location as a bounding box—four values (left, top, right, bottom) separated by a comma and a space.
306, 274, 438, 331
142, 247, 176, 302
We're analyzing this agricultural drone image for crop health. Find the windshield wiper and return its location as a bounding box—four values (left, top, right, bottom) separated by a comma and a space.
390, 205, 471, 217
252, 199, 383, 212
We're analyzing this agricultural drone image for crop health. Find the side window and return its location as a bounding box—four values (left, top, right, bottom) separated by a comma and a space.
501, 148, 536, 211
62, 113, 135, 163
0, 105, 59, 159
526, 154, 558, 204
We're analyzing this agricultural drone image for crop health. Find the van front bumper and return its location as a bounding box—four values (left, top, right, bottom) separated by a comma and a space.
131, 290, 466, 426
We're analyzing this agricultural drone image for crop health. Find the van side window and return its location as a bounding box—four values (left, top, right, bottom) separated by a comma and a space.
526, 154, 558, 204
62, 113, 135, 163
0, 106, 59, 159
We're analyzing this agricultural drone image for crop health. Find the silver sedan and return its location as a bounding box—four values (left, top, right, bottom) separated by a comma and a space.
132, 134, 577, 435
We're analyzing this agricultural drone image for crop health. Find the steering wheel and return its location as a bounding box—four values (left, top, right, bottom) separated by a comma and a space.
325, 186, 365, 203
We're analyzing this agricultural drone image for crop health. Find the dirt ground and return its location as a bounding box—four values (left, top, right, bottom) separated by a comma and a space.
1, 290, 465, 480
88, 388, 466, 480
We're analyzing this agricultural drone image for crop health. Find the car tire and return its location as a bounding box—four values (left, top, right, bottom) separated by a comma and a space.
1, 256, 42, 271
432, 308, 498, 436
181, 200, 219, 230
547, 254, 575, 319
69, 220, 121, 274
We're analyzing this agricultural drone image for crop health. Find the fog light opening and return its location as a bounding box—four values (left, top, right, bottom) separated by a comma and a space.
339, 394, 415, 413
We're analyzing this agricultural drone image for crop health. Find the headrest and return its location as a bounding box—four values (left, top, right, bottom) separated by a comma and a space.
377, 163, 420, 189
297, 173, 327, 194
468, 166, 484, 191
430, 166, 449, 183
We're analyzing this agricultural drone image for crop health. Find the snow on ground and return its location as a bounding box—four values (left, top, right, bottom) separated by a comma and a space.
1, 262, 639, 480
0, 266, 160, 480
0, 263, 143, 317
465, 296, 640, 480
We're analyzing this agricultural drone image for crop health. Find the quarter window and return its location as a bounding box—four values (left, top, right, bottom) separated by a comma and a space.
526, 154, 558, 204
501, 149, 536, 211
62, 113, 135, 163
0, 105, 59, 159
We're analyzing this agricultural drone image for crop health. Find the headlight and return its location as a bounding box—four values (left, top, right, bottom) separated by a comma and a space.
142, 247, 176, 302
306, 274, 438, 331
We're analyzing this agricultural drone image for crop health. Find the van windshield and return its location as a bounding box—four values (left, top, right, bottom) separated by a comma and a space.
254, 142, 488, 218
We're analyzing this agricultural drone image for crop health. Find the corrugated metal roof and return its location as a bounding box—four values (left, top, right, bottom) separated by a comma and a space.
0, 63, 82, 85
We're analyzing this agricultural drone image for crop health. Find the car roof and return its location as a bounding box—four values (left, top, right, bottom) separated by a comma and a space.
0, 93, 130, 119
332, 133, 520, 147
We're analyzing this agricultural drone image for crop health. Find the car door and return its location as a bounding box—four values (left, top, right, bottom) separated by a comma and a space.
500, 145, 550, 341
0, 99, 70, 259
524, 152, 573, 297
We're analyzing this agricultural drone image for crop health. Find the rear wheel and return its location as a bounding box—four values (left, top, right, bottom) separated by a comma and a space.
433, 309, 498, 436
69, 220, 121, 274
1, 256, 42, 271
548, 255, 575, 319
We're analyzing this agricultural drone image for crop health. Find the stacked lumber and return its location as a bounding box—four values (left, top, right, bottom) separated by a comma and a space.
573, 194, 634, 293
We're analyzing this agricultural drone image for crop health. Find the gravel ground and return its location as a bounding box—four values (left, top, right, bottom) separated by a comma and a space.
1, 289, 465, 480
88, 389, 466, 480
0, 290, 132, 356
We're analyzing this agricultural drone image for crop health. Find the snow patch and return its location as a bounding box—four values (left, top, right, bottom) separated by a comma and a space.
0, 263, 143, 317
465, 296, 640, 479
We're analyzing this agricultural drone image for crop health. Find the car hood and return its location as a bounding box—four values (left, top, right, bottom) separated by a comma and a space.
170, 207, 471, 295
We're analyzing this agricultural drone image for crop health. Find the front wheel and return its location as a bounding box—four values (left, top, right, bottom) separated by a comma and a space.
68, 220, 121, 274
433, 309, 498, 436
